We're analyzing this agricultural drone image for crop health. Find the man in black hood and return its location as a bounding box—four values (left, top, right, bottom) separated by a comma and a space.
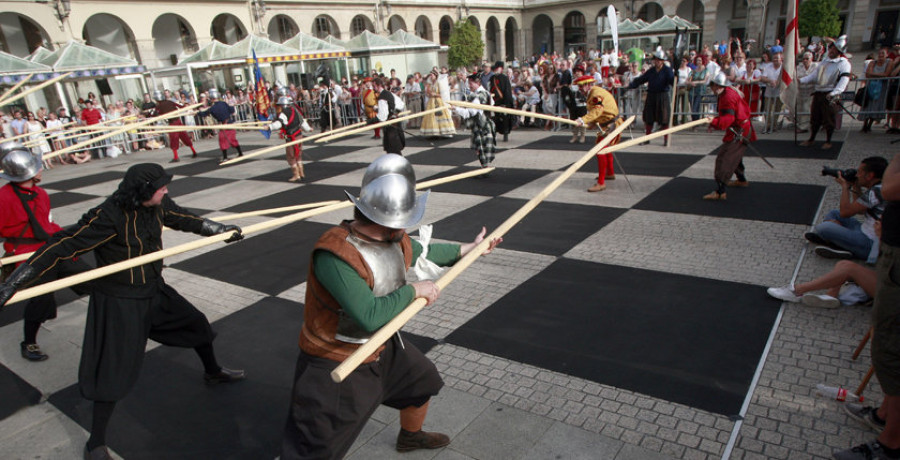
0, 163, 246, 460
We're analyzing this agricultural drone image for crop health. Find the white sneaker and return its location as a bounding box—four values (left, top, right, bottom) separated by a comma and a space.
801, 293, 841, 308
767, 285, 801, 302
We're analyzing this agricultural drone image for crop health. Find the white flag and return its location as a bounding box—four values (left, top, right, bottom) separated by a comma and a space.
608, 5, 619, 56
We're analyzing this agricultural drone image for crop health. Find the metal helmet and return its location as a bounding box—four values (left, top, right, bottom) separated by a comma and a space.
0, 143, 42, 182
652, 49, 667, 61
345, 173, 429, 229
208, 88, 221, 100
361, 154, 415, 188
831, 35, 849, 55
709, 72, 730, 87
152, 90, 164, 101
276, 87, 290, 97
276, 96, 293, 107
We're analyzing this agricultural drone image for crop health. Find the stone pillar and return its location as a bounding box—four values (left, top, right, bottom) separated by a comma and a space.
746, 0, 767, 54
134, 38, 160, 69
553, 25, 564, 55
498, 28, 506, 62
521, 27, 532, 58
702, 6, 718, 48
586, 23, 598, 51
850, 0, 873, 50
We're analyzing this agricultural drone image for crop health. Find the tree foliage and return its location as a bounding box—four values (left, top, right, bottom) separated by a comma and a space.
798, 0, 842, 39
447, 19, 484, 69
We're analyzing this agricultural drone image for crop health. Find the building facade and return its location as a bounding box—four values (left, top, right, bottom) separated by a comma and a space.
0, 0, 896, 105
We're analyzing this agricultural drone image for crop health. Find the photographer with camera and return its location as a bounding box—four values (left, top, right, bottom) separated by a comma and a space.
805, 156, 888, 262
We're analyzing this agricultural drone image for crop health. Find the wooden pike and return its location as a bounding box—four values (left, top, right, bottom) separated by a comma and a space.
330, 117, 637, 383
220, 111, 409, 166
0, 74, 34, 102
0, 72, 73, 107
3, 167, 494, 304
43, 103, 202, 161
595, 118, 710, 156
0, 199, 342, 266
7, 121, 76, 144
446, 99, 579, 126
315, 107, 445, 143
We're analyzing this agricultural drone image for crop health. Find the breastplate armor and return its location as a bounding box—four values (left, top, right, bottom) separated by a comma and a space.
335, 234, 406, 344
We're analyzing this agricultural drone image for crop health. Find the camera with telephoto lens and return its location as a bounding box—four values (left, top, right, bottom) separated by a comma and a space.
822, 166, 857, 182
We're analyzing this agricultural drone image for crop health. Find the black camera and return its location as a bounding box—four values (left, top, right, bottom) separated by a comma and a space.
822, 166, 857, 182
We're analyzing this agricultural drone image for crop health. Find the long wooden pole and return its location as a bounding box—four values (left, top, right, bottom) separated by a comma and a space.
856, 365, 875, 398
330, 116, 638, 383
0, 199, 343, 267
4, 167, 494, 304
447, 99, 579, 126
8, 121, 76, 144
0, 74, 34, 102
221, 111, 409, 166
43, 103, 202, 161
0, 72, 73, 107
315, 106, 445, 143
596, 117, 710, 155
666, 76, 679, 147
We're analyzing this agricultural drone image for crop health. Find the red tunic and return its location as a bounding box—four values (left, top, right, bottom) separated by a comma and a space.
80, 108, 103, 125
709, 87, 757, 143
0, 183, 62, 256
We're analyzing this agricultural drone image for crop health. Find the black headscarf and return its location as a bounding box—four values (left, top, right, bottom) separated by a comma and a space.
112, 163, 173, 210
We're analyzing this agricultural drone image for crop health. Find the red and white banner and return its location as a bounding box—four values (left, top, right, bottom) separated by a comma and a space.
779, 0, 800, 113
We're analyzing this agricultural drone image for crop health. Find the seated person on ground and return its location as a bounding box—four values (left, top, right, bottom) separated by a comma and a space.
805, 156, 887, 263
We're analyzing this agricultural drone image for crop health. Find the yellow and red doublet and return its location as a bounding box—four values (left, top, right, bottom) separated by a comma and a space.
580, 86, 622, 186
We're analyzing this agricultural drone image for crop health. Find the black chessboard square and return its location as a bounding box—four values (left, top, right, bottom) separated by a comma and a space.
433, 197, 625, 256
248, 161, 368, 183
446, 259, 781, 416
221, 184, 351, 217
572, 152, 703, 177
407, 147, 504, 166
166, 176, 232, 198
43, 170, 124, 191
48, 191, 102, 208
707, 139, 842, 160
302, 144, 365, 161
171, 220, 334, 296
634, 177, 825, 225
418, 166, 547, 197
518, 134, 592, 151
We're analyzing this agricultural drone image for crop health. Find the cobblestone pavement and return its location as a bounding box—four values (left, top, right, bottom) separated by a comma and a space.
0, 114, 895, 459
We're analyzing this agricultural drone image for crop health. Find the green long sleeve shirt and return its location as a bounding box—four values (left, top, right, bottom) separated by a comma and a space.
312, 239, 460, 332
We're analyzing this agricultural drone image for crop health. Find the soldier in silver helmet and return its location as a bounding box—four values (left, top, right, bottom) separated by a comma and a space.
0, 142, 92, 361
799, 35, 852, 150
281, 154, 501, 459
268, 96, 313, 181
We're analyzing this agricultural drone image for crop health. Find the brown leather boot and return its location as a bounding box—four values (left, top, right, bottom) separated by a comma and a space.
727, 179, 749, 187
396, 429, 450, 452
587, 183, 606, 192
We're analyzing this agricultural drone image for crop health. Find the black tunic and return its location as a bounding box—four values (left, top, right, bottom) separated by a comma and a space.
27, 195, 217, 400
379, 90, 405, 154
490, 74, 514, 135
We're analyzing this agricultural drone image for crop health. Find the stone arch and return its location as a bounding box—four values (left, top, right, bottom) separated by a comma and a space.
350, 14, 374, 37
563, 11, 586, 51
676, 0, 705, 25
504, 17, 518, 61
211, 13, 247, 44
312, 14, 339, 39
485, 16, 501, 62
532, 14, 553, 55
638, 2, 664, 22
439, 15, 453, 45
152, 14, 198, 65
467, 16, 480, 31
414, 15, 432, 41
388, 15, 406, 34
0, 12, 52, 57
83, 13, 141, 61
268, 14, 298, 43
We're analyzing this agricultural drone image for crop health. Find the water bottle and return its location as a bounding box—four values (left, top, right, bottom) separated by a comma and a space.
816, 384, 863, 402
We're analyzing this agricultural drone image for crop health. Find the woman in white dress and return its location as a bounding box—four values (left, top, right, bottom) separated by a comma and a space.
25, 113, 52, 169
